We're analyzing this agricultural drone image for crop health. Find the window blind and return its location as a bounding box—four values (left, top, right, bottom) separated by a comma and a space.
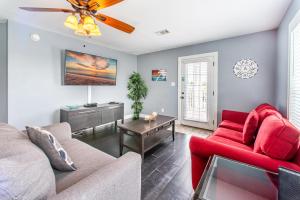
289, 23, 300, 129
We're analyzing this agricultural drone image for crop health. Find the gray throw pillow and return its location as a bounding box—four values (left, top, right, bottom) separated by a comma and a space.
26, 126, 77, 171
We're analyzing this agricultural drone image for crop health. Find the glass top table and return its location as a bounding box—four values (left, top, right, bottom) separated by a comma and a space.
193, 156, 278, 200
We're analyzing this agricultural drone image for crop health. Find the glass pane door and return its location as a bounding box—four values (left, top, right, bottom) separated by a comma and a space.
179, 53, 216, 130
183, 61, 208, 122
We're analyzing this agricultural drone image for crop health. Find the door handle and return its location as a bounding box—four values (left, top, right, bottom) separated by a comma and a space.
180, 96, 184, 99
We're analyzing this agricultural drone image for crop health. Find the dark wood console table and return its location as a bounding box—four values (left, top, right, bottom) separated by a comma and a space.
60, 103, 124, 133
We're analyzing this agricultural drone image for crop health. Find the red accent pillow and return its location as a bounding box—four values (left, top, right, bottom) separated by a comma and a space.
258, 109, 281, 127
254, 113, 283, 153
255, 103, 279, 127
254, 115, 300, 160
255, 103, 275, 113
242, 110, 259, 144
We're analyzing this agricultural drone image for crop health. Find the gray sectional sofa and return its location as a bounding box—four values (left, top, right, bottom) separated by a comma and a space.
0, 122, 141, 200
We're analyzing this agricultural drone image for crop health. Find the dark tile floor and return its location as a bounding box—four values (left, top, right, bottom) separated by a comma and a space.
75, 124, 194, 200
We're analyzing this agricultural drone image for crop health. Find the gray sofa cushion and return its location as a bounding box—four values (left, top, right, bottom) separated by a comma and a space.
49, 152, 141, 200
26, 126, 77, 171
0, 123, 27, 142
55, 139, 115, 193
0, 123, 56, 200
43, 123, 72, 142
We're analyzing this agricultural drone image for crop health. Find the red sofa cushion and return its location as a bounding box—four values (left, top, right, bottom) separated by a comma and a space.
221, 110, 249, 125
208, 135, 253, 151
255, 103, 275, 112
242, 110, 259, 144
255, 103, 280, 127
254, 113, 282, 153
213, 128, 244, 144
253, 111, 283, 152
254, 115, 300, 160
213, 128, 243, 144
189, 136, 300, 189
219, 120, 244, 132
293, 146, 300, 166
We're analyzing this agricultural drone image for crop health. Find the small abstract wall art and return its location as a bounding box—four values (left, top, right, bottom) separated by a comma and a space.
152, 69, 167, 81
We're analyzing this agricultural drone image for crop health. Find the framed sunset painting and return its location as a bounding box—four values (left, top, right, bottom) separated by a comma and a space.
63, 50, 117, 85
152, 69, 167, 81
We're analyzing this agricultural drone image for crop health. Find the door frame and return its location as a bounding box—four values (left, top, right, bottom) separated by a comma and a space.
178, 52, 218, 130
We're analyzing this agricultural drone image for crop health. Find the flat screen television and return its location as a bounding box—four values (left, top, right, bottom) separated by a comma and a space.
63, 50, 117, 85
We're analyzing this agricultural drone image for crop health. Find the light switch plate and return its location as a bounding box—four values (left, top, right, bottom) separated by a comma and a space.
171, 82, 176, 87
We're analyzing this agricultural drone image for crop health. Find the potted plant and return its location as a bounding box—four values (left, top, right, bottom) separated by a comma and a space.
127, 72, 148, 120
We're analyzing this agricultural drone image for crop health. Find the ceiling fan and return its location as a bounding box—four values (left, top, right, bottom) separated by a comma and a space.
19, 0, 135, 37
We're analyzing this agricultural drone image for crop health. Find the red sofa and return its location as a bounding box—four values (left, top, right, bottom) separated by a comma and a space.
189, 104, 300, 189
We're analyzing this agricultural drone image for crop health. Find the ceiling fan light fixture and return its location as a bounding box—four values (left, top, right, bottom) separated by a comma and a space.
89, 26, 102, 36
83, 16, 96, 31
19, 0, 135, 36
64, 14, 78, 30
75, 23, 88, 36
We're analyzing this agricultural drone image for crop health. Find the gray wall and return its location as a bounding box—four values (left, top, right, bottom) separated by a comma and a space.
0, 20, 8, 123
8, 21, 137, 129
276, 0, 300, 115
137, 30, 277, 121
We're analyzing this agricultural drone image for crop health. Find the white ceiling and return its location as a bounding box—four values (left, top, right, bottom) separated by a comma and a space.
0, 0, 292, 55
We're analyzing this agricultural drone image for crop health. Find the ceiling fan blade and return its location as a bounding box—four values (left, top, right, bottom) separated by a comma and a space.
66, 0, 87, 9
94, 14, 135, 33
88, 0, 124, 11
66, 0, 80, 6
73, 0, 88, 7
19, 7, 75, 13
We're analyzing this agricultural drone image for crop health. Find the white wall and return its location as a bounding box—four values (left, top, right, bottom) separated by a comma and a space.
8, 21, 137, 129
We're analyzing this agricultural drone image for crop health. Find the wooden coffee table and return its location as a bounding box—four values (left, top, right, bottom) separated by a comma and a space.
118, 115, 176, 160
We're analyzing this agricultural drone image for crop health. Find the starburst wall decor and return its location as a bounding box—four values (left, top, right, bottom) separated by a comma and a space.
233, 59, 258, 79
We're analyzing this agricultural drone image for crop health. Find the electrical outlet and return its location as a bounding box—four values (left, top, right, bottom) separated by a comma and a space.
161, 108, 165, 113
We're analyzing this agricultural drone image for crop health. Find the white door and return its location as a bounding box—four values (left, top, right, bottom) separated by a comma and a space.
178, 53, 218, 130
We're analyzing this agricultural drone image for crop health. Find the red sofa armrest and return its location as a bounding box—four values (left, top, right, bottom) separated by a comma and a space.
189, 136, 300, 188
221, 110, 249, 125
